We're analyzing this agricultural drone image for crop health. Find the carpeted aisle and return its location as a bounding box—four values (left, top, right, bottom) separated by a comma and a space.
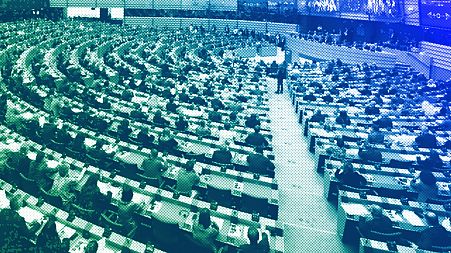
265, 75, 357, 253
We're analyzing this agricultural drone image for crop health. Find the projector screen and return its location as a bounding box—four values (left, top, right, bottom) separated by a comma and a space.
420, 0, 451, 29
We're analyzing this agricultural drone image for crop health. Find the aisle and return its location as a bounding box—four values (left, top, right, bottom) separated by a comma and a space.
265, 77, 357, 253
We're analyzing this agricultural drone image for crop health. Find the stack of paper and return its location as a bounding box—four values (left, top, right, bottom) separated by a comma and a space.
401, 210, 424, 226
342, 203, 370, 216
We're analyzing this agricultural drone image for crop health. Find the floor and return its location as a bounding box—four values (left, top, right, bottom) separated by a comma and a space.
262, 51, 356, 253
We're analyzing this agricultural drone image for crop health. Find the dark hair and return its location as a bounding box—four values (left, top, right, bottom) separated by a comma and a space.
85, 240, 99, 253
198, 208, 211, 229
186, 159, 196, 171
224, 123, 231, 130
35, 151, 45, 163
419, 171, 437, 186
247, 227, 260, 244
121, 186, 134, 202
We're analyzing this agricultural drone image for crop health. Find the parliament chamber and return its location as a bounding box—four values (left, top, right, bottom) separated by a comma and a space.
0, 0, 451, 252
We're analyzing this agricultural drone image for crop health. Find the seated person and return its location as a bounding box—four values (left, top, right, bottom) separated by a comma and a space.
245, 126, 269, 148
358, 141, 383, 163
129, 104, 147, 121
49, 162, 77, 205
70, 132, 87, 153
309, 109, 326, 124
117, 119, 132, 141
40, 117, 57, 145
196, 120, 211, 138
179, 89, 190, 103
6, 144, 31, 176
415, 126, 437, 148
245, 114, 261, 129
208, 108, 222, 123
210, 97, 224, 111
153, 110, 170, 126
367, 125, 385, 145
410, 171, 438, 202
374, 113, 393, 129
192, 208, 219, 252
358, 205, 394, 238
136, 127, 155, 146
364, 101, 380, 115
218, 123, 236, 145
229, 112, 239, 126
303, 92, 317, 102
36, 217, 69, 253
176, 159, 200, 196
322, 91, 334, 103
28, 152, 58, 191
238, 226, 270, 253
175, 114, 189, 131
0, 196, 35, 250
76, 174, 111, 212
212, 143, 232, 164
417, 150, 444, 171
191, 95, 208, 107
335, 110, 351, 126
415, 212, 451, 250
166, 97, 179, 113
54, 123, 73, 144
334, 160, 367, 188
140, 149, 167, 184
246, 147, 275, 176
117, 186, 145, 237
158, 128, 178, 152
84, 240, 99, 253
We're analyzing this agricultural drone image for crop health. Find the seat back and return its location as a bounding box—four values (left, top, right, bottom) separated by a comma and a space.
150, 215, 181, 251
388, 159, 414, 169
206, 185, 232, 208
181, 233, 215, 253
18, 173, 39, 195
40, 187, 63, 207
136, 173, 159, 187
240, 193, 268, 217
101, 210, 124, 233
368, 230, 402, 242
72, 203, 96, 222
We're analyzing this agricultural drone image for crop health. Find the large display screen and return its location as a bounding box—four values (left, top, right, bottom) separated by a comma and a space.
0, 0, 49, 9
420, 0, 451, 29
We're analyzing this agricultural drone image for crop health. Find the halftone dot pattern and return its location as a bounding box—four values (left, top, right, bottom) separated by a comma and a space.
1, 1, 450, 253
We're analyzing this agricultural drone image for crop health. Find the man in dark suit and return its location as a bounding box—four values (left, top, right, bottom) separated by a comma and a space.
238, 226, 269, 253
141, 149, 167, 183
416, 212, 451, 250
245, 114, 261, 129
310, 109, 326, 124
40, 117, 57, 144
246, 147, 275, 176
245, 126, 269, 148
117, 119, 132, 141
136, 127, 155, 146
374, 113, 393, 129
210, 97, 224, 111
368, 125, 385, 145
415, 126, 438, 148
276, 64, 286, 94
175, 114, 189, 131
166, 98, 179, 113
178, 89, 191, 103
322, 91, 334, 103
303, 92, 317, 102
358, 142, 383, 163
153, 110, 170, 126
130, 104, 147, 121
208, 108, 222, 123
358, 205, 394, 238
364, 101, 380, 115
334, 161, 367, 188
211, 143, 232, 164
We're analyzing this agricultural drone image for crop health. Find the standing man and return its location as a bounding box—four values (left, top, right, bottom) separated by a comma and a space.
276, 62, 286, 94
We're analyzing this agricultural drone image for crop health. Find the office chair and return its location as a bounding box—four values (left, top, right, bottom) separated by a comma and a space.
430, 245, 451, 252
65, 146, 82, 160
206, 185, 233, 208
17, 172, 39, 195
39, 187, 63, 207
101, 210, 126, 235
85, 153, 102, 167
136, 173, 160, 188
49, 139, 65, 153
72, 203, 97, 222
240, 193, 269, 218
184, 153, 205, 163
181, 233, 216, 253
388, 159, 414, 169
356, 226, 403, 243
426, 196, 451, 206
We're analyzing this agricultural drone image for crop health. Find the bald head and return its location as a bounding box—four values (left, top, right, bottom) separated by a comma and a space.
247, 227, 260, 244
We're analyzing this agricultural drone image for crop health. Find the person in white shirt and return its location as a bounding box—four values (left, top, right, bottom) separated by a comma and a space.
218, 123, 236, 145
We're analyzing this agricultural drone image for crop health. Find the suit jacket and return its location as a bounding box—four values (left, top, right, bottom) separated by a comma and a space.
359, 216, 394, 238
238, 235, 270, 253
175, 119, 189, 131
247, 153, 275, 175
208, 111, 222, 123
335, 170, 367, 188
245, 133, 268, 147
415, 133, 438, 148
212, 150, 232, 164
358, 147, 383, 163
245, 118, 261, 129
368, 131, 385, 144
336, 116, 351, 126
417, 226, 451, 250
141, 158, 164, 179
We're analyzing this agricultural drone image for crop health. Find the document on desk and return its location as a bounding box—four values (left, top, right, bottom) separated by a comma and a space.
228, 224, 244, 238
345, 149, 359, 156
146, 201, 162, 213
442, 218, 451, 232
211, 216, 224, 230
397, 154, 418, 161
385, 210, 404, 222
402, 210, 424, 226
0, 190, 10, 209
18, 206, 44, 223
342, 203, 370, 216
242, 226, 270, 244
97, 181, 121, 199
56, 221, 77, 239
69, 236, 89, 253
